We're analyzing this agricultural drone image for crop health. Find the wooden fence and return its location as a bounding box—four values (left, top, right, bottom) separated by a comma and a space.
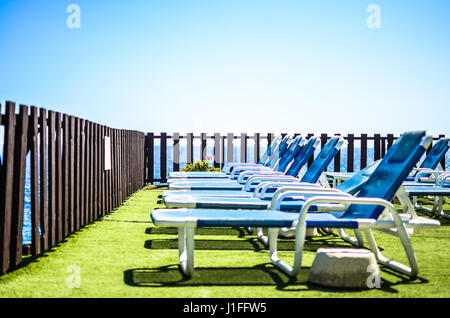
0, 100, 447, 275
144, 132, 447, 184
0, 101, 145, 275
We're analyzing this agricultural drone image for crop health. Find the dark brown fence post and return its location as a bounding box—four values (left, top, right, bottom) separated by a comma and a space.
213, 133, 221, 168
334, 133, 341, 172
439, 134, 446, 169
11, 105, 29, 267
146, 133, 154, 184
254, 133, 260, 163
160, 132, 167, 183
361, 134, 368, 169
200, 132, 207, 161
39, 108, 49, 251
267, 133, 274, 150
74, 117, 81, 231
173, 132, 180, 172
320, 134, 328, 172
227, 133, 234, 163
240, 133, 247, 163
307, 133, 314, 168
68, 116, 75, 233
347, 134, 354, 172
79, 119, 86, 227
381, 136, 386, 157
29, 107, 41, 256
55, 112, 63, 242
186, 133, 193, 164
0, 102, 16, 273
387, 134, 394, 150
374, 134, 381, 161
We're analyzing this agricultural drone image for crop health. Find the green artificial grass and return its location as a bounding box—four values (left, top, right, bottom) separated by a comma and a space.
0, 186, 449, 298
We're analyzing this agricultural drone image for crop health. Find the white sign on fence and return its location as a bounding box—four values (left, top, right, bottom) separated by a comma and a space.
104, 136, 111, 170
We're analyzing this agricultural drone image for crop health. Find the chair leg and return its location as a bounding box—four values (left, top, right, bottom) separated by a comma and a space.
396, 187, 418, 218
178, 227, 195, 276
337, 228, 365, 247
256, 227, 269, 246
269, 222, 307, 277
363, 228, 418, 277
437, 196, 450, 219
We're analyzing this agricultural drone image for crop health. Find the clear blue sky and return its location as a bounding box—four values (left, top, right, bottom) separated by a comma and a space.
1, 0, 449, 136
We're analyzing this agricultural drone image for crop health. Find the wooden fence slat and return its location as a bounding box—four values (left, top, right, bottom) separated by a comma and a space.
88, 122, 94, 223
200, 132, 207, 161
100, 125, 105, 216
29, 107, 41, 255
213, 133, 220, 168
387, 134, 395, 150
361, 134, 368, 169
374, 133, 381, 161
320, 134, 328, 172
55, 113, 63, 242
73, 117, 80, 231
267, 133, 273, 149
254, 133, 260, 164
186, 133, 193, 164
240, 133, 247, 163
160, 132, 167, 183
347, 134, 354, 172
227, 133, 234, 163
147, 133, 154, 183
307, 133, 315, 168
11, 105, 29, 266
39, 108, 48, 251
439, 134, 446, 169
334, 134, 341, 172
94, 123, 99, 219
0, 102, 16, 273
173, 133, 180, 172
79, 119, 85, 227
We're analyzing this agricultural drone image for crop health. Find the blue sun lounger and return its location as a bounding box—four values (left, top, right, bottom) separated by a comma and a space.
163, 136, 342, 199
151, 130, 440, 278
163, 160, 381, 210
404, 137, 449, 183
168, 135, 304, 187
327, 137, 449, 187
168, 135, 290, 179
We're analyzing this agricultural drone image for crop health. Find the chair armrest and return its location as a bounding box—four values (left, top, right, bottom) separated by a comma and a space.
244, 175, 298, 191
224, 163, 263, 173
296, 195, 401, 229
269, 187, 349, 209
237, 170, 284, 183
414, 169, 445, 182
255, 182, 326, 199
230, 166, 272, 178
437, 173, 450, 187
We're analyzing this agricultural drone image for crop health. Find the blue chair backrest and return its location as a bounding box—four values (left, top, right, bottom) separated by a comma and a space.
300, 136, 344, 183
337, 160, 381, 195
266, 136, 291, 168
342, 131, 432, 220
277, 136, 305, 172
258, 136, 281, 165
419, 138, 449, 169
285, 137, 320, 177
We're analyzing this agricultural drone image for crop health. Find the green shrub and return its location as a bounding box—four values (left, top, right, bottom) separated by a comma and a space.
181, 160, 221, 172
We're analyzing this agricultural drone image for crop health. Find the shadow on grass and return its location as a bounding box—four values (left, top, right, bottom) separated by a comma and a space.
123, 264, 426, 294
145, 234, 352, 252
146, 227, 252, 237
124, 264, 308, 289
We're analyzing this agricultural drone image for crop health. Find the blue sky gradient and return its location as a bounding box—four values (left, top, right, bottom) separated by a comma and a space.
0, 0, 449, 135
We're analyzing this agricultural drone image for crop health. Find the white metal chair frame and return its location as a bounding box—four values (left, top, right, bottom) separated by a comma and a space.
171, 187, 439, 278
